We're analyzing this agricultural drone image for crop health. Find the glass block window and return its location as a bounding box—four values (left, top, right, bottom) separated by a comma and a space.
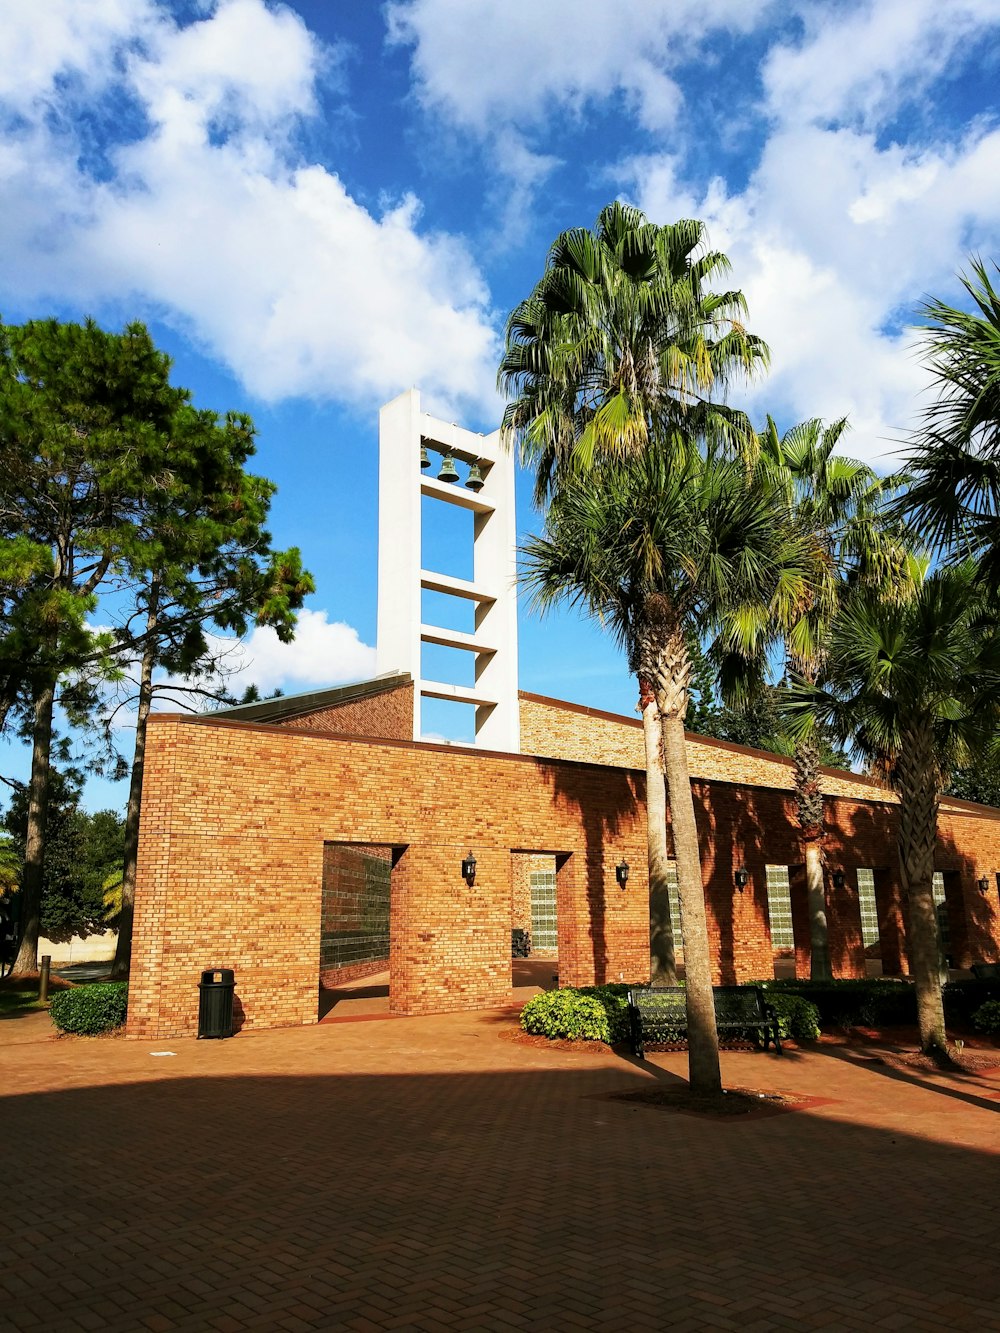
530, 869, 558, 951
666, 861, 683, 960
857, 868, 880, 949
765, 865, 794, 951
321, 845, 391, 970
932, 871, 951, 952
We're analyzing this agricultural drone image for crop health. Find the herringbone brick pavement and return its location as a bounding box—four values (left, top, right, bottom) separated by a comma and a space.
1, 1008, 998, 1331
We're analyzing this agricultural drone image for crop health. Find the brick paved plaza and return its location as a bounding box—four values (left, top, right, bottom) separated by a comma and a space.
2, 1007, 999, 1332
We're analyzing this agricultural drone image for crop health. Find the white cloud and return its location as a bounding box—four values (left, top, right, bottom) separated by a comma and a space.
0, 0, 155, 107
385, 0, 775, 212
607, 0, 1000, 468
0, 0, 501, 421
762, 0, 1000, 129
132, 611, 375, 718
208, 608, 376, 696
92, 610, 375, 727
387, 0, 771, 135
626, 116, 1000, 465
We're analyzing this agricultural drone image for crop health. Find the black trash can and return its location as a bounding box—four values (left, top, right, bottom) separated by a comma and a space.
198, 968, 235, 1039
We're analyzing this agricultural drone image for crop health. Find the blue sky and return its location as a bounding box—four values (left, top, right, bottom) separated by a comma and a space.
2, 0, 1000, 808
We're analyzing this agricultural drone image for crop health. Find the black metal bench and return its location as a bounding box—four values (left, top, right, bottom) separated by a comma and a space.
627, 985, 782, 1059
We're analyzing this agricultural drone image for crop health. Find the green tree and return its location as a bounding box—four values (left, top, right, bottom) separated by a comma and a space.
0, 318, 313, 976
107, 406, 313, 978
945, 754, 1000, 808
0, 832, 18, 903
3, 770, 124, 940
499, 201, 767, 504
683, 631, 722, 737
759, 415, 904, 978
786, 563, 1000, 1053
500, 203, 773, 1094
0, 318, 183, 974
901, 258, 1000, 587
706, 685, 849, 767
522, 450, 814, 1093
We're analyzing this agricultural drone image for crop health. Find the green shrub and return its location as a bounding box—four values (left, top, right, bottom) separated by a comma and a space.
49, 982, 128, 1035
765, 992, 821, 1042
758, 978, 916, 1028
972, 999, 1000, 1033
944, 979, 1000, 1026
520, 988, 611, 1041
520, 982, 821, 1045
577, 983, 632, 1042
759, 977, 1000, 1030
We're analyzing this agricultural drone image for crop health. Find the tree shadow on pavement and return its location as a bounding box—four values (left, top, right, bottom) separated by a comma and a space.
815, 1041, 1000, 1114
2, 1055, 1000, 1331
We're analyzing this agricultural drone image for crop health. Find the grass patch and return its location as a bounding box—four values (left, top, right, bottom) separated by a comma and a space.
0, 988, 49, 1017
0, 972, 79, 1019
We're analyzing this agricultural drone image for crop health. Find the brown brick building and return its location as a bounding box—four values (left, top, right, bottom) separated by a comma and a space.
127, 673, 1000, 1039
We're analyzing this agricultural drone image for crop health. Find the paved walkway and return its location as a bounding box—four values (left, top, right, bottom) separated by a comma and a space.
1, 1009, 999, 1332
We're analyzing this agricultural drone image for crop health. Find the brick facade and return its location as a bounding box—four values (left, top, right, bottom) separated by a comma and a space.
128, 703, 1000, 1040
275, 681, 413, 740
520, 691, 904, 804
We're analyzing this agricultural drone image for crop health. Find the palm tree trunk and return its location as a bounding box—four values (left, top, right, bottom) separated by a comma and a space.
896, 728, 947, 1053
793, 735, 832, 979
11, 677, 56, 976
646, 611, 721, 1095
659, 708, 722, 1093
639, 676, 677, 985
804, 837, 831, 980
112, 588, 159, 979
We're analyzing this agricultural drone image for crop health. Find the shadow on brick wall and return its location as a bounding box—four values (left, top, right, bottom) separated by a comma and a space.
540, 762, 641, 984
693, 780, 780, 984
824, 800, 999, 972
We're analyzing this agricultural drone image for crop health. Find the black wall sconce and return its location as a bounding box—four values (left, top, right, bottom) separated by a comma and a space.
734, 868, 749, 891
832, 870, 846, 889
978, 875, 991, 894
615, 859, 630, 889
461, 851, 477, 887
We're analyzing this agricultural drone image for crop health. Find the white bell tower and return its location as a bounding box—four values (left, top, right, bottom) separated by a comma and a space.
375, 389, 520, 752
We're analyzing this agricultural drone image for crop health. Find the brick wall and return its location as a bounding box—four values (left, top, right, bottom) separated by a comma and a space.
130, 717, 653, 1037
520, 692, 899, 803
274, 681, 413, 739
510, 853, 531, 934
129, 711, 1000, 1039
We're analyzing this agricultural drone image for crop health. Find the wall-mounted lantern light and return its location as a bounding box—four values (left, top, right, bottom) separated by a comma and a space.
734, 868, 749, 891
978, 875, 991, 894
461, 852, 477, 887
615, 859, 630, 889
832, 870, 846, 889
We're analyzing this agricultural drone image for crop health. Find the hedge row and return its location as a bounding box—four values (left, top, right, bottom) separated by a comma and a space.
520, 983, 820, 1044
757, 977, 1000, 1029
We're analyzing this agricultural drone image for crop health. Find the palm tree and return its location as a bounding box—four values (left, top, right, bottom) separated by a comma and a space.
901, 258, 1000, 586
522, 450, 815, 1093
785, 563, 1000, 1053
500, 203, 775, 1094
759, 416, 906, 978
499, 202, 768, 505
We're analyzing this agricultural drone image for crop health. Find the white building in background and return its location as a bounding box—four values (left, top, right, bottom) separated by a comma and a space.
376, 389, 520, 752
